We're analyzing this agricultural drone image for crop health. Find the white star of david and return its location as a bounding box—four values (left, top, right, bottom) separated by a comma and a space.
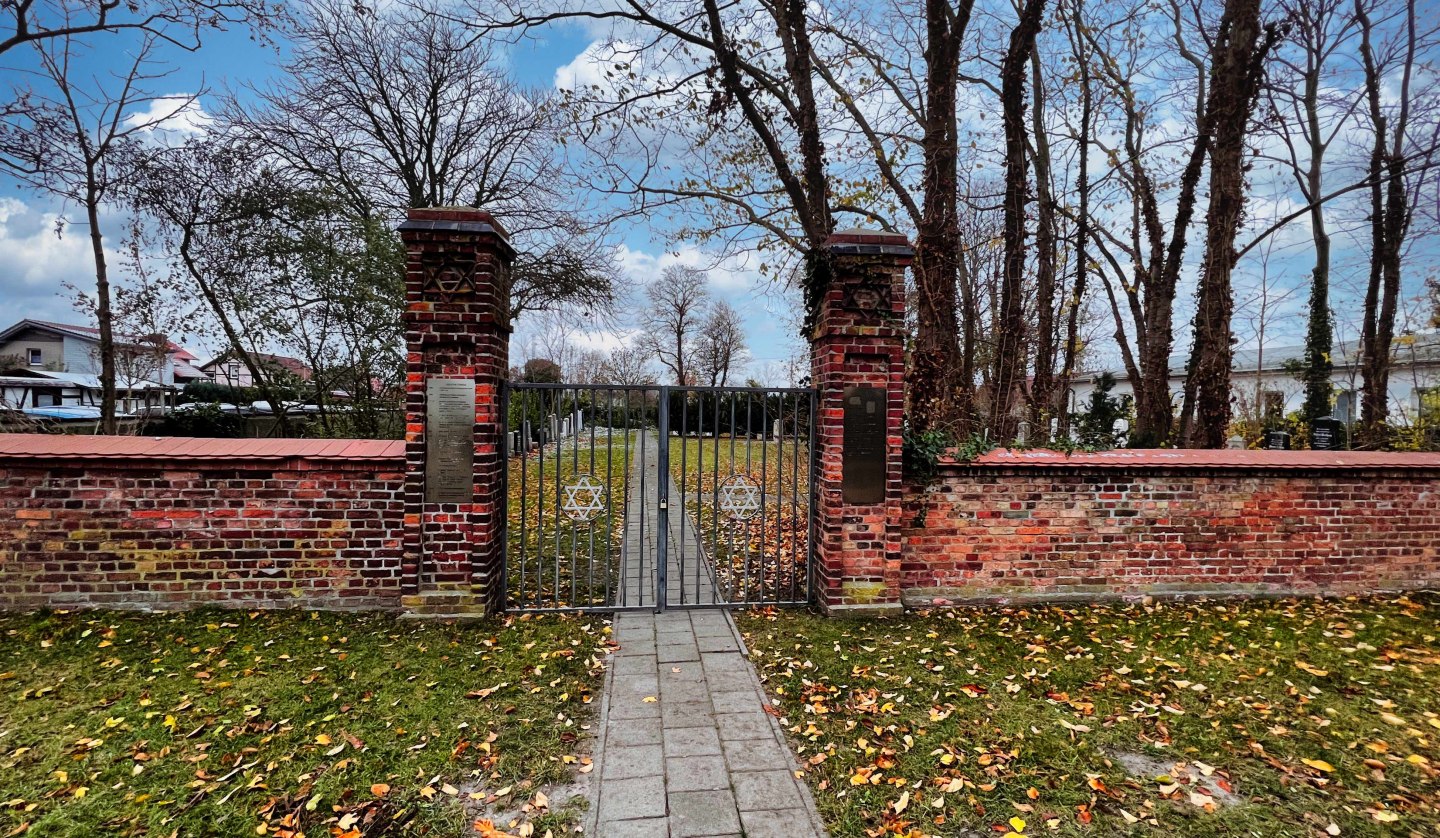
718, 474, 762, 520
561, 474, 607, 523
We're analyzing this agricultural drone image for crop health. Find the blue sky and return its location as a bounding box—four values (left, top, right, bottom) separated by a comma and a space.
0, 18, 809, 383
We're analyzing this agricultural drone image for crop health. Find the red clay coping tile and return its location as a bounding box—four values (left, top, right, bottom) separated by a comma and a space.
950, 447, 1440, 470
0, 434, 405, 463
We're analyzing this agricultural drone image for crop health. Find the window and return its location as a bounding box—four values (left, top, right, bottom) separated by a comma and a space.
1334, 390, 1355, 423
27, 347, 41, 366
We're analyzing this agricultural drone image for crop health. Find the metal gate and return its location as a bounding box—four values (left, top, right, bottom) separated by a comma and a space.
502, 383, 815, 612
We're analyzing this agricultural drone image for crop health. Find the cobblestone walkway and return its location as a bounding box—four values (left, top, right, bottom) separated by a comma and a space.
587, 434, 826, 836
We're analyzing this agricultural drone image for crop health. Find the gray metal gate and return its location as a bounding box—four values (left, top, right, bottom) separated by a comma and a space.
502, 383, 815, 612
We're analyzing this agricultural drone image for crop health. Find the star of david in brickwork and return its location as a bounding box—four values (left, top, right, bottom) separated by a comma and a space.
421, 260, 477, 300
718, 474, 762, 521
561, 473, 607, 523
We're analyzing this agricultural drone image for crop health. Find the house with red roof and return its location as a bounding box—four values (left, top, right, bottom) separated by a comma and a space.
0, 319, 212, 414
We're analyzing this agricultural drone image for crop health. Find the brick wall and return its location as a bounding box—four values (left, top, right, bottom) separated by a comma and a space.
0, 438, 406, 612
902, 450, 1440, 606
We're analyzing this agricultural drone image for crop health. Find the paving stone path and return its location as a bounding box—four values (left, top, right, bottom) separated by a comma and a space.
587, 434, 826, 836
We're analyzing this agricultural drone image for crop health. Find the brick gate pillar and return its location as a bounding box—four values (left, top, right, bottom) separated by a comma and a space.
398, 208, 514, 617
810, 229, 912, 615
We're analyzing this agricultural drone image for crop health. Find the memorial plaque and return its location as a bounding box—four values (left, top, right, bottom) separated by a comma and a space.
842, 386, 887, 503
1263, 429, 1291, 451
425, 377, 476, 503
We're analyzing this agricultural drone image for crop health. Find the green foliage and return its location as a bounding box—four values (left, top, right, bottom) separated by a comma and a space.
179, 380, 258, 405
1072, 372, 1132, 449
146, 403, 246, 438
902, 424, 958, 484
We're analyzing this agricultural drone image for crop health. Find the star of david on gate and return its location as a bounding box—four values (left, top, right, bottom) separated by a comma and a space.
717, 473, 762, 521
560, 473, 607, 523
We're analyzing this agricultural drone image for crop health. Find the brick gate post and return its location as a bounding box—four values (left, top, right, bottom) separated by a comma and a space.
810, 229, 912, 615
398, 208, 514, 617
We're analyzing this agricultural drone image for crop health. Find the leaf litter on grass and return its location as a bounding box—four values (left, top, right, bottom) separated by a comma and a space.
738, 594, 1440, 838
0, 609, 610, 837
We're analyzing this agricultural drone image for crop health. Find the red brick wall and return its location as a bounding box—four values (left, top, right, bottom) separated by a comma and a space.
902, 463, 1440, 605
0, 457, 405, 611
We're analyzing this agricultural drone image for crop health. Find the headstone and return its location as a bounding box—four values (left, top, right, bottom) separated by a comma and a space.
1311, 417, 1345, 451
424, 377, 475, 503
842, 385, 887, 504
1263, 429, 1291, 450
1227, 434, 1246, 449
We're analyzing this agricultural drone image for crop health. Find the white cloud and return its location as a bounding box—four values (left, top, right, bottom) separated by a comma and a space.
0, 196, 104, 323
123, 95, 213, 143
617, 243, 759, 293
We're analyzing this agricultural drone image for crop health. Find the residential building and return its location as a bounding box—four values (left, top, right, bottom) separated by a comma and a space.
200, 350, 312, 388
0, 319, 211, 414
1068, 332, 1440, 428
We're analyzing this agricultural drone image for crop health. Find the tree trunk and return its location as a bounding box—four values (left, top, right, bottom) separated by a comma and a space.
908, 0, 968, 435
1028, 48, 1059, 439
991, 0, 1046, 442
85, 178, 117, 435
1356, 0, 1413, 447
1181, 0, 1274, 448
1056, 0, 1091, 440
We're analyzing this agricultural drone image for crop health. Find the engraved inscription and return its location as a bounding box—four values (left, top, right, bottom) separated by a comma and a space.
842, 385, 887, 504
426, 377, 476, 503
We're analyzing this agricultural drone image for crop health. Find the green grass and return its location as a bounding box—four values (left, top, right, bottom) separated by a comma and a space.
667, 436, 810, 496
0, 609, 608, 837
667, 436, 812, 603
738, 594, 1440, 837
507, 432, 634, 609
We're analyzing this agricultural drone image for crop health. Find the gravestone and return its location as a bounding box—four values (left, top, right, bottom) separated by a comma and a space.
1311, 418, 1346, 451
1263, 429, 1291, 450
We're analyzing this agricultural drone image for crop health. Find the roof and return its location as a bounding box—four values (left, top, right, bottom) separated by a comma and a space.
0, 434, 404, 466
953, 447, 1440, 470
201, 351, 313, 379
0, 319, 202, 360
0, 369, 170, 390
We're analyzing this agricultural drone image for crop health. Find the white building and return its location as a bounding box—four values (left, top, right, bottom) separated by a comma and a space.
1068, 333, 1440, 427
0, 319, 210, 414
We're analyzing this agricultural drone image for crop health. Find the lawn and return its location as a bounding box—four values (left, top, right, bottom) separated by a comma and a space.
507, 431, 634, 610
668, 436, 811, 604
738, 595, 1440, 838
0, 609, 609, 837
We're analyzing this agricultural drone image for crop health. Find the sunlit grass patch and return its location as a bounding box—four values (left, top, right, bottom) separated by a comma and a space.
739, 594, 1440, 837
506, 431, 635, 609
1, 608, 608, 837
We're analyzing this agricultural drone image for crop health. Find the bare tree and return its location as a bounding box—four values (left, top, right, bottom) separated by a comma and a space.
4, 32, 194, 432
0, 0, 279, 57
1354, 0, 1438, 445
638, 266, 710, 386
694, 299, 749, 386
226, 0, 616, 322
476, 0, 839, 326
598, 344, 659, 387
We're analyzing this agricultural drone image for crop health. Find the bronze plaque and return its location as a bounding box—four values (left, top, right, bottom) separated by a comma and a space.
842, 386, 887, 504
425, 377, 475, 503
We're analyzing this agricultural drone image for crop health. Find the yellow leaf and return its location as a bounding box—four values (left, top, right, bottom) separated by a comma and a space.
642, 696, 658, 703
1295, 661, 1328, 677
315, 734, 332, 745
1009, 815, 1026, 832
894, 791, 909, 813
1371, 810, 1399, 823
1302, 758, 1335, 773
